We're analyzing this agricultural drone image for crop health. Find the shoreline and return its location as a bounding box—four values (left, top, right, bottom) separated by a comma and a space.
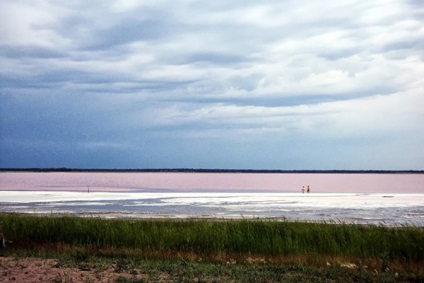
0, 211, 422, 227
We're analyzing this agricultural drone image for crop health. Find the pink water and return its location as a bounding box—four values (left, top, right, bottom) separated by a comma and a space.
1, 172, 423, 193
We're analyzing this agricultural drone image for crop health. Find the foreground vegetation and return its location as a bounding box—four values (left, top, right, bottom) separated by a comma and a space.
2, 213, 423, 260
1, 213, 423, 282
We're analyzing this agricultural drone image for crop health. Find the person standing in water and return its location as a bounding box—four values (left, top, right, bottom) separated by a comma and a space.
301, 186, 305, 194
307, 185, 310, 193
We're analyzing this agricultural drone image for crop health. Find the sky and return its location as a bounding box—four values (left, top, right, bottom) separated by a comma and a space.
0, 0, 423, 170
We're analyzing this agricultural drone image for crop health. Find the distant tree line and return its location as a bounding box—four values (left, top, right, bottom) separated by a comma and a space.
0, 168, 423, 174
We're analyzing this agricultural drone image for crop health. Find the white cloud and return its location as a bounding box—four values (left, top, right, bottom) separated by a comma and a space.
0, 1, 70, 47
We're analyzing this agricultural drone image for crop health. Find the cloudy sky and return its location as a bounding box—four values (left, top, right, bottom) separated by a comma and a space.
1, 0, 423, 170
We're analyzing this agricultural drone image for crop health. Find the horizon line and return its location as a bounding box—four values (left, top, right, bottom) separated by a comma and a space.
1, 168, 423, 174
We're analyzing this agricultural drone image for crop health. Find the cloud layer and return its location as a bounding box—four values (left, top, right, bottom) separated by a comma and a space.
1, 0, 423, 169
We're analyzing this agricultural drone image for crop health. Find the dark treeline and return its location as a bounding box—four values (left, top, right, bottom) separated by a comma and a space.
0, 168, 423, 174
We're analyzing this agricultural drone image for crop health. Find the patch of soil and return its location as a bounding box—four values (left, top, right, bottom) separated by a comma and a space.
0, 257, 150, 282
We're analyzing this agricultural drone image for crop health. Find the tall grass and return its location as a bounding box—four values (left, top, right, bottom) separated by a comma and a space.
1, 213, 423, 261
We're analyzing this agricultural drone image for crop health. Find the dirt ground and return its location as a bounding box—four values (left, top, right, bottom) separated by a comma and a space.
0, 256, 154, 283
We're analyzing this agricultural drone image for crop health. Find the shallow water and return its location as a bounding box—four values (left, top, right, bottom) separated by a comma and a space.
1, 172, 423, 193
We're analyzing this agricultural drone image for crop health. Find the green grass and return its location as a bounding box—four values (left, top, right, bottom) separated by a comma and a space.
1, 213, 423, 261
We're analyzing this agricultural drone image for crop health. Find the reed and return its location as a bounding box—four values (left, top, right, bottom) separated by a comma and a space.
1, 213, 423, 261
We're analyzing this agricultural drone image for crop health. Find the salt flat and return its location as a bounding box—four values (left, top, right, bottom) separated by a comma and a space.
1, 191, 423, 226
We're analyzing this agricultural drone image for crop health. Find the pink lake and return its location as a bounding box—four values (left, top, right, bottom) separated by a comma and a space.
0, 172, 423, 193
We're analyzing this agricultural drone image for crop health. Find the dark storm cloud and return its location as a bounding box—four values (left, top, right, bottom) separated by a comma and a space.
1, 0, 423, 169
